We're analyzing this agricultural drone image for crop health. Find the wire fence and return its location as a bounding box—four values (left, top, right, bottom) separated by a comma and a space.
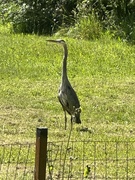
46, 140, 135, 179
0, 140, 135, 179
0, 143, 35, 180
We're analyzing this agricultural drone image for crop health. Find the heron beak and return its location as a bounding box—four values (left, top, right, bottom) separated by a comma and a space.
46, 40, 55, 42
46, 40, 59, 43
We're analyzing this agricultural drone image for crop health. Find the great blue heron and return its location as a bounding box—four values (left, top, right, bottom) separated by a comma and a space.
47, 39, 81, 129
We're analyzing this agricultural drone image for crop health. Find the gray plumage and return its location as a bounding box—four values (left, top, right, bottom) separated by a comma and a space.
47, 39, 81, 129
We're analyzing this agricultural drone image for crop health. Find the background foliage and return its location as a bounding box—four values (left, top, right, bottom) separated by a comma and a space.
0, 0, 135, 40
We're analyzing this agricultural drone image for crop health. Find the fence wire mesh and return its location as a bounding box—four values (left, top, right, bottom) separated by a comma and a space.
46, 140, 135, 180
0, 141, 135, 180
0, 143, 35, 180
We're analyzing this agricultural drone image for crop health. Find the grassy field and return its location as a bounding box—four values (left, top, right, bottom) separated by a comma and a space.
0, 30, 135, 144
0, 26, 135, 178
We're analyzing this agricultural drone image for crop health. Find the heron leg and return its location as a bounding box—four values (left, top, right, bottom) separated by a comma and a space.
64, 111, 67, 130
71, 116, 73, 130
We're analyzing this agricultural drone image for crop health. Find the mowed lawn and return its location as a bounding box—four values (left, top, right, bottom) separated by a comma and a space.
0, 30, 135, 145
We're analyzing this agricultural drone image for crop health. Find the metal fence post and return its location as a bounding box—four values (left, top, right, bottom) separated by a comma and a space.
34, 127, 48, 180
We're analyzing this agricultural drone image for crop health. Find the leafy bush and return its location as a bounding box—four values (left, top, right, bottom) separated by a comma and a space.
0, 0, 77, 35
66, 13, 102, 40
75, 0, 135, 42
1, 0, 135, 42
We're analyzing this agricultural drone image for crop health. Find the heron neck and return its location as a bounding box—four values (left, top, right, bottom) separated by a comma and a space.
62, 43, 68, 82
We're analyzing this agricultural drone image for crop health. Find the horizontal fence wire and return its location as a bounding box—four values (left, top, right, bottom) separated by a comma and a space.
0, 141, 135, 180
0, 143, 35, 180
46, 140, 135, 180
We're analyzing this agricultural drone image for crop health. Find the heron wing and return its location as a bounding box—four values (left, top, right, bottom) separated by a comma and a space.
58, 83, 80, 115
58, 89, 69, 110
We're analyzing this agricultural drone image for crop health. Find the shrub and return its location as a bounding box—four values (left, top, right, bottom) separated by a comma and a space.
1, 0, 135, 42
0, 0, 77, 35
66, 13, 103, 40
75, 0, 135, 42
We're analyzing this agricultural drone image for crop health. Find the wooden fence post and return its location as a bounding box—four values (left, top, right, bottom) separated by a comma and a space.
34, 127, 48, 180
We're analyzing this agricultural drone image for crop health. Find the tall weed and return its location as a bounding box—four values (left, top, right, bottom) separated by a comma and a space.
74, 15, 102, 39
58, 14, 103, 40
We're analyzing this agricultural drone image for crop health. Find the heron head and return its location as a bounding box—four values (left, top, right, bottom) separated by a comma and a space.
72, 107, 81, 124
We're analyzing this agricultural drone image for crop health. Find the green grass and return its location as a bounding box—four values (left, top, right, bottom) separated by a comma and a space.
0, 28, 135, 178
0, 32, 135, 143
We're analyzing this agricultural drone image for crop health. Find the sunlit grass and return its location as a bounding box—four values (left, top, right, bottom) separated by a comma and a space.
0, 31, 135, 144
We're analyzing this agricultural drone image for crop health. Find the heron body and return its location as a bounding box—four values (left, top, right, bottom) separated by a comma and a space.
47, 39, 81, 129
